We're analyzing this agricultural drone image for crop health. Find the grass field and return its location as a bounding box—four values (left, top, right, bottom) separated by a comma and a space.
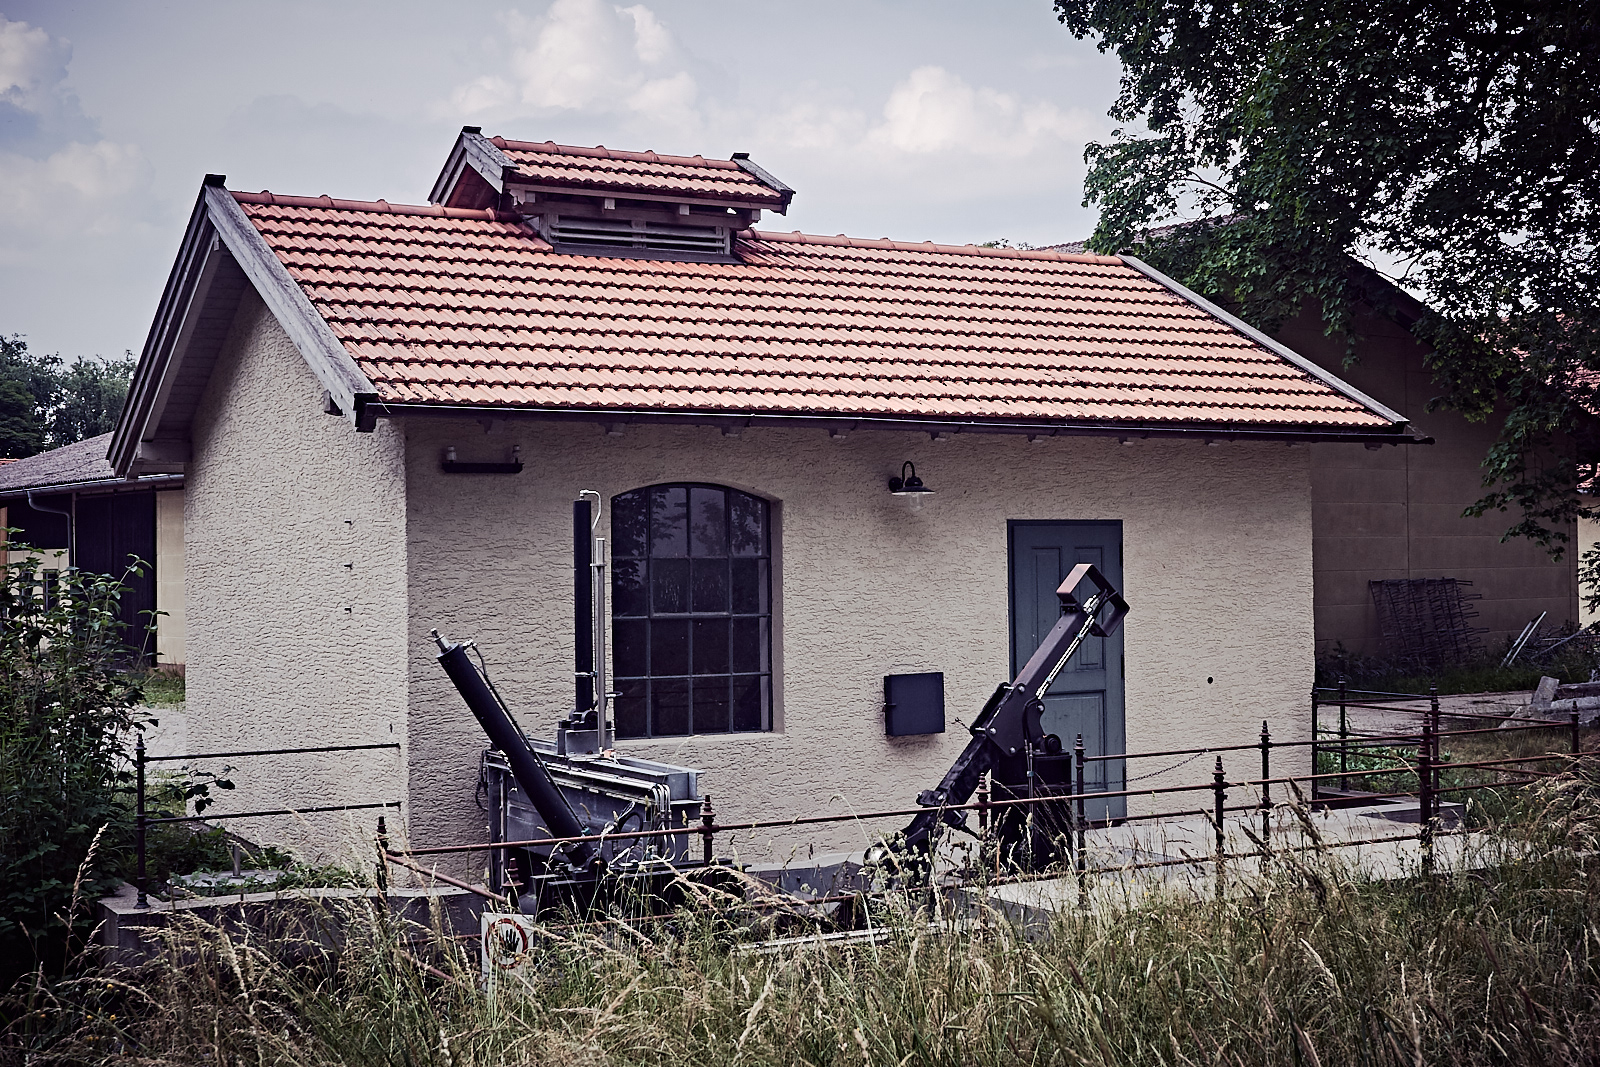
7, 768, 1600, 1066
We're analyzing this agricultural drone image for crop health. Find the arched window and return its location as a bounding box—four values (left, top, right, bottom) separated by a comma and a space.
611, 484, 772, 737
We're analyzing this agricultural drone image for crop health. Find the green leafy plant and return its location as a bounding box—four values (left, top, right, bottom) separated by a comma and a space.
0, 541, 147, 981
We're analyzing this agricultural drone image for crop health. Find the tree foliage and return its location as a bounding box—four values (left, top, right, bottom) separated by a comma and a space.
0, 334, 135, 459
1055, 0, 1600, 554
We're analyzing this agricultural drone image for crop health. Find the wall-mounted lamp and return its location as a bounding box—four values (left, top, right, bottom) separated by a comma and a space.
888, 461, 935, 510
441, 444, 524, 475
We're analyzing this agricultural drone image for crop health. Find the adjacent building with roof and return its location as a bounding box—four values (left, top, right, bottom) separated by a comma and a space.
1045, 233, 1580, 661
0, 433, 186, 665
108, 129, 1422, 863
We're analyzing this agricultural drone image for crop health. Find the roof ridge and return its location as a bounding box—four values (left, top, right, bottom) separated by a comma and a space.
492, 138, 743, 171
743, 229, 1123, 265
229, 192, 1121, 263
230, 190, 504, 221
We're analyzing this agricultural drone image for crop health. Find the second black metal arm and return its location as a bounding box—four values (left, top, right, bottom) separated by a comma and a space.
898, 563, 1128, 852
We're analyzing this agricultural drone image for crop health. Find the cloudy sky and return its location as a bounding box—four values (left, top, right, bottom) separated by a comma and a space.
0, 0, 1125, 361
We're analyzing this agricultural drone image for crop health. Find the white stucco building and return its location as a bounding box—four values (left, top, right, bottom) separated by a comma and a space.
108, 130, 1422, 866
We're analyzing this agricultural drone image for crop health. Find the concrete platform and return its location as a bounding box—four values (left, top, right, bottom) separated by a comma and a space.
977, 799, 1492, 925
96, 880, 486, 968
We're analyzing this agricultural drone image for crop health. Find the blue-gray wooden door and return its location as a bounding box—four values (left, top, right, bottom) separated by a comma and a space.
1009, 522, 1126, 820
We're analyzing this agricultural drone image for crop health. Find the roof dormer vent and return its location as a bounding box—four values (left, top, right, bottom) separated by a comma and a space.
545, 214, 730, 255
428, 133, 794, 261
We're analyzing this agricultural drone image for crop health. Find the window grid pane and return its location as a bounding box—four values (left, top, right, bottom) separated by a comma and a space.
612, 483, 771, 739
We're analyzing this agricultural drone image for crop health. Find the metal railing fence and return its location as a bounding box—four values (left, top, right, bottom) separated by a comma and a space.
133, 733, 401, 907
379, 695, 1588, 914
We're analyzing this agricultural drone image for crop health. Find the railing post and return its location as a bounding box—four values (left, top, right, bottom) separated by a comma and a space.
135, 731, 148, 909
1429, 684, 1441, 765
1310, 686, 1320, 802
1572, 707, 1582, 758
1419, 717, 1435, 879
1338, 678, 1349, 793
1025, 739, 1037, 867
977, 773, 990, 837
1213, 756, 1227, 899
1259, 720, 1272, 871
700, 793, 715, 866
1074, 734, 1087, 910
375, 815, 390, 896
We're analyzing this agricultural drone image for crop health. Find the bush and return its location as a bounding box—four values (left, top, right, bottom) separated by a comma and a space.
0, 544, 146, 982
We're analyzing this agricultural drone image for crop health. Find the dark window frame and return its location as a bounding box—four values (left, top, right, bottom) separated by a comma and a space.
610, 483, 773, 738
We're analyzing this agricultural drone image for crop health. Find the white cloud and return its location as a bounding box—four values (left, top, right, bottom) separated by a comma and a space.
870, 65, 1094, 156
0, 17, 153, 258
0, 15, 68, 110
447, 0, 698, 127
0, 140, 152, 253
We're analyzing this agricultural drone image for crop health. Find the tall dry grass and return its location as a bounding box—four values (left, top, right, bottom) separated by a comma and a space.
9, 772, 1600, 1066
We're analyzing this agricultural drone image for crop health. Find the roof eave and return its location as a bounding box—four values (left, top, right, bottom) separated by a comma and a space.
1118, 254, 1418, 433
109, 180, 380, 478
108, 184, 222, 478
362, 401, 1431, 445
505, 178, 784, 214
427, 127, 516, 206
0, 473, 184, 502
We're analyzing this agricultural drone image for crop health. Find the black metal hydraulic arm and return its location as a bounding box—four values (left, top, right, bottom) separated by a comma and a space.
898, 563, 1128, 851
431, 629, 596, 870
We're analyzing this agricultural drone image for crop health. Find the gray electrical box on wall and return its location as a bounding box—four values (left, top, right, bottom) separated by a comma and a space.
884, 672, 945, 736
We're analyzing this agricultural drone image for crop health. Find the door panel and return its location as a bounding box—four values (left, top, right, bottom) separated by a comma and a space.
1009, 522, 1125, 820
75, 491, 157, 664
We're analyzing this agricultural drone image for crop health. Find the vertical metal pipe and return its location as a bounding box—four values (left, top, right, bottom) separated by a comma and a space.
700, 794, 715, 866
1259, 720, 1272, 870
375, 815, 389, 896
1338, 678, 1349, 793
1213, 756, 1226, 899
1074, 734, 1087, 909
573, 500, 594, 715
593, 535, 610, 750
135, 732, 148, 909
1572, 708, 1581, 757
1419, 717, 1435, 879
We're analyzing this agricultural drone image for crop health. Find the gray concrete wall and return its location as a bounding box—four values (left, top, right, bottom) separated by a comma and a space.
1279, 307, 1578, 659
184, 291, 409, 863
402, 418, 1316, 865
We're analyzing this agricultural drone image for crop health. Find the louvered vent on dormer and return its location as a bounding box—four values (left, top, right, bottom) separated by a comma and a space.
547, 214, 730, 255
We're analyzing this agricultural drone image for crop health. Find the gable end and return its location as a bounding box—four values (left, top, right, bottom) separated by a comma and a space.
110, 182, 380, 477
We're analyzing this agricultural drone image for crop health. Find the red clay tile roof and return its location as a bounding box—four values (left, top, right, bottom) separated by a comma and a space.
228, 190, 1398, 431
490, 139, 788, 208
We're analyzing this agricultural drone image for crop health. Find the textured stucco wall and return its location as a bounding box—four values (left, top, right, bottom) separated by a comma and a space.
155, 488, 186, 666
185, 291, 409, 862
403, 419, 1314, 863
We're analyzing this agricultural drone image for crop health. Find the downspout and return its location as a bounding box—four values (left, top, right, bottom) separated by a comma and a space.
26, 489, 74, 566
